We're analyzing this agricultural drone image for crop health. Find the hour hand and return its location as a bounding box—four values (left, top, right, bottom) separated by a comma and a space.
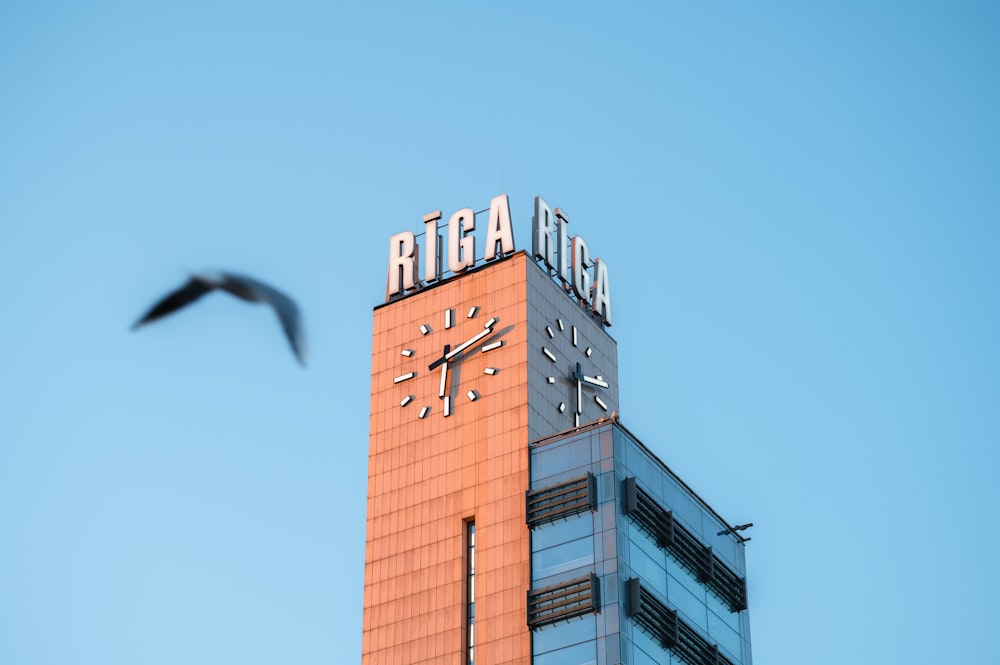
438, 345, 451, 398
428, 344, 451, 371
428, 353, 447, 371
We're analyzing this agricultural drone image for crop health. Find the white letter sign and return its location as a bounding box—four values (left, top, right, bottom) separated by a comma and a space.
571, 236, 591, 301
423, 210, 442, 283
592, 258, 612, 326
532, 196, 556, 268
484, 194, 515, 261
385, 193, 613, 327
447, 207, 476, 273
387, 231, 417, 297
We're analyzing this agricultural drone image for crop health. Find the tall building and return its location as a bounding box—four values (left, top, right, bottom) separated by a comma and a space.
364, 198, 751, 665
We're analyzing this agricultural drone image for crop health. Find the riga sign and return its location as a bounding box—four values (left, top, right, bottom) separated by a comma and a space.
386, 193, 612, 327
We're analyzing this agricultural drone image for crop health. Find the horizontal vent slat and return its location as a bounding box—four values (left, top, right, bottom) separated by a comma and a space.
627, 578, 735, 665
527, 473, 597, 528
527, 573, 600, 629
624, 477, 747, 612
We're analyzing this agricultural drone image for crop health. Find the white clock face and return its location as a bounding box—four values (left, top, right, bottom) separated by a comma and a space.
539, 317, 611, 426
393, 305, 504, 419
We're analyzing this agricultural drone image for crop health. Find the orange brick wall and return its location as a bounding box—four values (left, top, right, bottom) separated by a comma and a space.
364, 253, 531, 665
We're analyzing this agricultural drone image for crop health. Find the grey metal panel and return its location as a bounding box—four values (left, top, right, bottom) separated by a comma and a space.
526, 260, 620, 442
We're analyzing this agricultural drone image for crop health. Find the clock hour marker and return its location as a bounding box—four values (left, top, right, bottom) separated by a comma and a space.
445, 308, 454, 329
547, 377, 555, 384
443, 396, 452, 417
572, 326, 578, 346
586, 347, 593, 357
467, 306, 478, 318
558, 402, 566, 413
400, 395, 413, 407
394, 372, 416, 384
400, 349, 414, 357
545, 326, 554, 338
484, 367, 497, 375
467, 390, 479, 401
418, 406, 430, 419
419, 324, 431, 335
484, 317, 497, 329
557, 319, 564, 331
595, 396, 608, 411
481, 340, 503, 353
542, 347, 557, 363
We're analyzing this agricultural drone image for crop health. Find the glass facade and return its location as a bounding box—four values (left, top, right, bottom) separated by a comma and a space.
528, 422, 752, 665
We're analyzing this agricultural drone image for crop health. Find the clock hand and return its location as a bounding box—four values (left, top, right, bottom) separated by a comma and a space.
428, 318, 497, 370
438, 345, 451, 398
445, 318, 497, 360
573, 361, 608, 389
573, 362, 583, 421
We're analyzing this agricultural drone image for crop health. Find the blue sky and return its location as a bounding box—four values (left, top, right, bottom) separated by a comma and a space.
2, 2, 998, 663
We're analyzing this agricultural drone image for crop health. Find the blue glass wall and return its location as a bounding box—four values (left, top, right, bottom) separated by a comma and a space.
528, 423, 752, 665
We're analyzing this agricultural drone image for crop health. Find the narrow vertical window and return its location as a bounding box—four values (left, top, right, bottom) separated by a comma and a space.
467, 521, 476, 665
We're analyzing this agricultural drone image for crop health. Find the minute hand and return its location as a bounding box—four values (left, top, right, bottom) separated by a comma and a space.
428, 319, 496, 370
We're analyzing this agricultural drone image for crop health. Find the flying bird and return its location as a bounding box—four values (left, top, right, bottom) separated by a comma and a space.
133, 271, 307, 366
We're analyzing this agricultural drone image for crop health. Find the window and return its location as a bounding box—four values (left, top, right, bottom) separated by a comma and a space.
466, 521, 476, 665
532, 535, 595, 581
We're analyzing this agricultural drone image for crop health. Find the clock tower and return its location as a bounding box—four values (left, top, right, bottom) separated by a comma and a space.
365, 246, 620, 665
364, 195, 751, 665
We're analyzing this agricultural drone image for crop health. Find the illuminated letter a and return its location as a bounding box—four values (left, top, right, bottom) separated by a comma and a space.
592, 258, 612, 326
484, 194, 515, 261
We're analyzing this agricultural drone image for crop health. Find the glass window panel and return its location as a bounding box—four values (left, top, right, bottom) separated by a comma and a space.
624, 447, 661, 500
532, 437, 593, 481
665, 554, 705, 600
629, 541, 666, 591
627, 521, 662, 560
467, 521, 475, 665
632, 627, 670, 664
532, 512, 594, 552
707, 589, 740, 631
533, 615, 596, 654
533, 536, 595, 581
533, 640, 596, 665
661, 478, 701, 532
598, 471, 615, 504
708, 610, 742, 660
668, 578, 707, 632
632, 646, 658, 665
705, 515, 738, 568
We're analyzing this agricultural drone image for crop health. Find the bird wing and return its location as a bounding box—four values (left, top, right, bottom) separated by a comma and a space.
132, 277, 214, 329
219, 273, 308, 366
